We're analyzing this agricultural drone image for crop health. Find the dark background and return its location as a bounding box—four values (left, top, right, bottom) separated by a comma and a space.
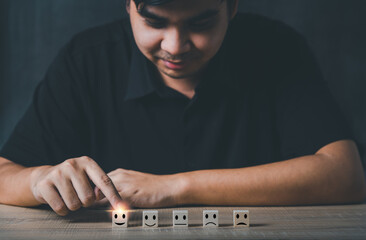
0, 0, 365, 166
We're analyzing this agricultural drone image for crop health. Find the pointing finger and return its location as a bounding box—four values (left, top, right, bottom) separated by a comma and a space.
83, 160, 124, 210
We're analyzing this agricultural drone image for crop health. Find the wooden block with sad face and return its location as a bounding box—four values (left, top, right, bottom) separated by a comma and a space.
233, 210, 250, 227
203, 210, 219, 228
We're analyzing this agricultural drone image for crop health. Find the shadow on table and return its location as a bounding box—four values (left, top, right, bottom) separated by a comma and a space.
66, 208, 111, 223
30, 205, 111, 223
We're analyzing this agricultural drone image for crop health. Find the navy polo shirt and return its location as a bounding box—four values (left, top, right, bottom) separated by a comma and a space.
0, 13, 352, 174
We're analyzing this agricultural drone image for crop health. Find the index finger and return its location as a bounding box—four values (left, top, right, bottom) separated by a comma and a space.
83, 160, 124, 210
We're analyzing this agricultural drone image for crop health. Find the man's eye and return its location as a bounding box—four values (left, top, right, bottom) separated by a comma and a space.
145, 19, 166, 29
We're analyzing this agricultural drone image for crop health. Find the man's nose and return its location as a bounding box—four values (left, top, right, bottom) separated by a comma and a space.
161, 28, 191, 57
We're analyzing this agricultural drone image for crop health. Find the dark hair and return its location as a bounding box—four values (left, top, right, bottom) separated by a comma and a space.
127, 0, 173, 12
129, 0, 235, 14
134, 0, 173, 6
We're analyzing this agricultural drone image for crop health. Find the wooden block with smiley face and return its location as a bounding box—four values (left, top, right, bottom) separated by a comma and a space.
203, 210, 219, 228
233, 210, 250, 227
112, 210, 128, 228
143, 210, 158, 228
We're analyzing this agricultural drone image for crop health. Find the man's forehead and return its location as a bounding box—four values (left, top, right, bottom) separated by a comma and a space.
138, 0, 225, 21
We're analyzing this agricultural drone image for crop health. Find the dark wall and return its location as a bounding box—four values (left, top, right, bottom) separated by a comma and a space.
1, 0, 365, 165
0, 0, 124, 149
239, 0, 366, 165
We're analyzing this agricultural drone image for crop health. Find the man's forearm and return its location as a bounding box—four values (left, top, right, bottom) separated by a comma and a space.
0, 157, 46, 206
178, 141, 366, 206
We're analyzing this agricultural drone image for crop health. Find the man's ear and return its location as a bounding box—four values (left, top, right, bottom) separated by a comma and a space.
229, 0, 239, 20
126, 0, 131, 14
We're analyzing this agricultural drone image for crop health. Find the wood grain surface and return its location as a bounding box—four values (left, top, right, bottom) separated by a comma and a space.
1, 204, 365, 239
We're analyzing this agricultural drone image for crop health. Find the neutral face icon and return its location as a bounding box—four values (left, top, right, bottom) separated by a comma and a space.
233, 210, 250, 227
143, 210, 158, 228
203, 210, 219, 228
112, 210, 128, 228
173, 210, 188, 227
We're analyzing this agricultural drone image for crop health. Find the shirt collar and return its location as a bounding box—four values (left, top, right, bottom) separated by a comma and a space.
124, 41, 159, 101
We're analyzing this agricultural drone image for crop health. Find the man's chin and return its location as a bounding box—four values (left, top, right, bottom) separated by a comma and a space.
164, 73, 192, 79
160, 69, 199, 80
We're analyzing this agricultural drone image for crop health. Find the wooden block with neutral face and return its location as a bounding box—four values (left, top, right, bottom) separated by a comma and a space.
233, 210, 250, 227
173, 210, 188, 227
112, 210, 128, 228
203, 210, 219, 228
143, 210, 158, 228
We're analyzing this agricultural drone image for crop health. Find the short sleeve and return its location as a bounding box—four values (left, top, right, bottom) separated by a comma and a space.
0, 45, 91, 167
275, 31, 353, 160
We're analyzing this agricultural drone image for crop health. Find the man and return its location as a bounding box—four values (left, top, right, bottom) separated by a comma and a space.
0, 0, 365, 216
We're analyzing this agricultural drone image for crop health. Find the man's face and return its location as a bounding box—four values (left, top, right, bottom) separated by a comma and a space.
127, 0, 237, 80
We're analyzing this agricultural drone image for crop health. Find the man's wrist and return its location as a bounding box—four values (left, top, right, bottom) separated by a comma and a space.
29, 165, 52, 204
172, 172, 192, 206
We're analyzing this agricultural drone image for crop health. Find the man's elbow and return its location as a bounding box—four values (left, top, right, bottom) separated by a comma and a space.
349, 171, 366, 203
360, 180, 366, 202
318, 140, 366, 204
337, 167, 366, 204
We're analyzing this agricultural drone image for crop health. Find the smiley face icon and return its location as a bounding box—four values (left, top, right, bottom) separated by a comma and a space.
112, 210, 128, 228
233, 210, 250, 227
143, 210, 158, 228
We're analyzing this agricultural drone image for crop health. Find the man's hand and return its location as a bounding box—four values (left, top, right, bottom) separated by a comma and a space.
95, 169, 187, 208
30, 156, 124, 216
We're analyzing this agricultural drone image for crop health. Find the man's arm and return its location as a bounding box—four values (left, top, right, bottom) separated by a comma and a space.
0, 157, 42, 206
104, 140, 366, 207
179, 140, 366, 205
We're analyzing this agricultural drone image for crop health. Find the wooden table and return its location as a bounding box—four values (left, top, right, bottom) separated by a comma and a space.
1, 203, 366, 239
